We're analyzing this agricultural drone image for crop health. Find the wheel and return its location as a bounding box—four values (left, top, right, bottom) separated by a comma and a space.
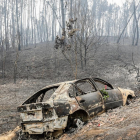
66, 111, 88, 131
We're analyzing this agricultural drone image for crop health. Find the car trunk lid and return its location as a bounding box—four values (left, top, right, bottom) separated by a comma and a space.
17, 103, 54, 122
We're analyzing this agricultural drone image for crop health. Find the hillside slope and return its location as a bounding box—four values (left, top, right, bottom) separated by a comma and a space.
61, 98, 140, 140
0, 42, 140, 139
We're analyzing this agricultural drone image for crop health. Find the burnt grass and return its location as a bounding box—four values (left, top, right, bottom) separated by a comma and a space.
0, 41, 140, 139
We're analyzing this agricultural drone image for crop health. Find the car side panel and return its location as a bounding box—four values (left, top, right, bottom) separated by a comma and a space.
76, 91, 104, 116
104, 89, 123, 110
118, 88, 135, 105
54, 100, 71, 117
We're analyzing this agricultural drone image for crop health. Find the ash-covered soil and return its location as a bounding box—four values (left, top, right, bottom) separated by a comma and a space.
60, 97, 140, 140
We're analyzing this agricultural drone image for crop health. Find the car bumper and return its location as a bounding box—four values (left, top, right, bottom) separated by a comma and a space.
21, 116, 68, 134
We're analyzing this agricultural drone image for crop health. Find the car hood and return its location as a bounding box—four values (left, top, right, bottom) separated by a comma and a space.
118, 87, 135, 97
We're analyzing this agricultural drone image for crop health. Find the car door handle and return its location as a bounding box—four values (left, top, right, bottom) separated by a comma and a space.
80, 100, 85, 103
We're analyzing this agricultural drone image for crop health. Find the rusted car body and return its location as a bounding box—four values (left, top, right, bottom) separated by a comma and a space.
17, 78, 135, 138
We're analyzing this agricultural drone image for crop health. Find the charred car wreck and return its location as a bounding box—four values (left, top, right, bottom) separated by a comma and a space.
17, 78, 135, 139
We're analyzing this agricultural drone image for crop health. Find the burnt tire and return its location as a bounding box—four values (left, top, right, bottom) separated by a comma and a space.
66, 110, 88, 131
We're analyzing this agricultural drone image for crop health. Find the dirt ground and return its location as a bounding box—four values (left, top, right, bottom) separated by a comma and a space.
0, 41, 140, 139
60, 97, 140, 140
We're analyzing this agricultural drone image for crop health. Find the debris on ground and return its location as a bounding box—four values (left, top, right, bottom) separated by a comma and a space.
60, 97, 140, 140
76, 119, 84, 130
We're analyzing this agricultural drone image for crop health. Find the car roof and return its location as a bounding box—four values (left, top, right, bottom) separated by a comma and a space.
22, 78, 112, 105
22, 80, 78, 105
39, 80, 77, 91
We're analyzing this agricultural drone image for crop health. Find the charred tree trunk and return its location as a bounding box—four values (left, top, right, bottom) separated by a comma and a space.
60, 0, 65, 29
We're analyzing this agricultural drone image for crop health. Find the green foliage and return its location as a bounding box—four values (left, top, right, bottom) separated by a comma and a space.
100, 89, 109, 100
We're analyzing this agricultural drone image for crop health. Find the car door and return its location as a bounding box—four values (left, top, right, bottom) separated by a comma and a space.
93, 78, 123, 110
75, 79, 104, 116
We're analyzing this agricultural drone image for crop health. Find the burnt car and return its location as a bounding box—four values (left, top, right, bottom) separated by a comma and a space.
17, 78, 135, 139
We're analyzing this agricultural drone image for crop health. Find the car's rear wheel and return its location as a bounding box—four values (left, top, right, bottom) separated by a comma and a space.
66, 110, 88, 131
